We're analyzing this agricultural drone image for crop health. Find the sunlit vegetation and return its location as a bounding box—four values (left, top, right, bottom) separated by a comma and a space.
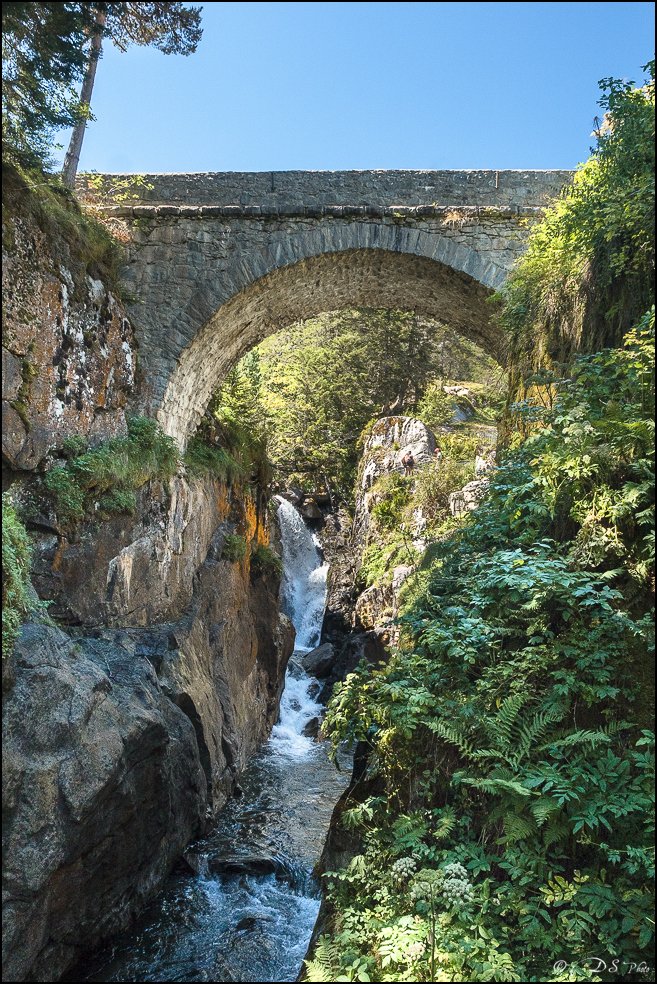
41, 417, 178, 526
212, 311, 504, 502
307, 65, 655, 984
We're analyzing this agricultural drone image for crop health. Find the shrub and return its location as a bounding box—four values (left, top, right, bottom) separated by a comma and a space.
413, 458, 474, 523
320, 322, 655, 981
222, 533, 247, 563
250, 544, 283, 579
416, 382, 455, 428
183, 433, 245, 483
43, 417, 178, 526
2, 495, 40, 657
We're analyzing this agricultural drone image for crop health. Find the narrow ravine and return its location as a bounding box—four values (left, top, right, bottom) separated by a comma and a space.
64, 499, 349, 983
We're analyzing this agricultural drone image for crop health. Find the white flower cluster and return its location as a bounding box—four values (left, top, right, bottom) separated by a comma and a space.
406, 941, 426, 961
441, 862, 474, 907
391, 856, 417, 886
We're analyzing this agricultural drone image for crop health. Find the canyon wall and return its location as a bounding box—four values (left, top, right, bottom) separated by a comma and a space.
2, 182, 294, 982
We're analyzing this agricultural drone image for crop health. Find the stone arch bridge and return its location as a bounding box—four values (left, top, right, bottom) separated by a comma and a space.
83, 169, 572, 446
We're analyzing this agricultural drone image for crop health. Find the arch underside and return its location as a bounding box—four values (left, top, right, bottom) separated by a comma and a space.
158, 247, 505, 446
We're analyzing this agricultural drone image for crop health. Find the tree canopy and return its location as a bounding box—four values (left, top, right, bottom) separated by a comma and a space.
498, 60, 655, 403
211, 311, 503, 499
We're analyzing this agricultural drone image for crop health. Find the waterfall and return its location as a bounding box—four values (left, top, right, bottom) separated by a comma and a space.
275, 497, 328, 652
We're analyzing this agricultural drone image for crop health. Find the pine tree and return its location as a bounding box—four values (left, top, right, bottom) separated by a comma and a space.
61, 2, 203, 187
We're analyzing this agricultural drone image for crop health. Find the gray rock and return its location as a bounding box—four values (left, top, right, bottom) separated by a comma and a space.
392, 564, 414, 596
359, 416, 437, 492
448, 477, 490, 515
300, 499, 323, 521
1, 401, 28, 467
2, 348, 23, 401
2, 621, 206, 984
301, 642, 335, 678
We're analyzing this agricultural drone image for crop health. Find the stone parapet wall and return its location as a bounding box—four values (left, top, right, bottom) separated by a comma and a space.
76, 168, 572, 208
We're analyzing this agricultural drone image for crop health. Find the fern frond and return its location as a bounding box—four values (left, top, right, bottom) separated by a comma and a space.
514, 706, 566, 764
499, 813, 539, 843
428, 719, 478, 759
305, 935, 342, 982
543, 822, 571, 847
530, 795, 561, 825
492, 692, 530, 746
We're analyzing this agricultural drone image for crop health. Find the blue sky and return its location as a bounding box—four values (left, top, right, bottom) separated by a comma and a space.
55, 1, 655, 173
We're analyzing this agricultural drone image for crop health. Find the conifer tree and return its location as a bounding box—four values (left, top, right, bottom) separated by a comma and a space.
61, 2, 202, 187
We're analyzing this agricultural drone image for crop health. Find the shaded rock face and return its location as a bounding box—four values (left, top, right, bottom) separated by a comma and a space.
320, 506, 358, 645
2, 623, 206, 984
29, 473, 253, 628
301, 642, 335, 679
2, 212, 135, 472
2, 475, 295, 983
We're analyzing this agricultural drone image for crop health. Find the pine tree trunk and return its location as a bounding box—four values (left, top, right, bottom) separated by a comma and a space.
61, 6, 106, 189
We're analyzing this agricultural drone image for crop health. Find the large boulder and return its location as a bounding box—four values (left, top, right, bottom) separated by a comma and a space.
359, 416, 437, 492
300, 498, 323, 522
2, 622, 206, 983
301, 642, 335, 679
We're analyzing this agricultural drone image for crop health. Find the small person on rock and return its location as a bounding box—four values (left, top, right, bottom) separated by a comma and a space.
402, 451, 415, 477
384, 456, 394, 473
433, 446, 443, 466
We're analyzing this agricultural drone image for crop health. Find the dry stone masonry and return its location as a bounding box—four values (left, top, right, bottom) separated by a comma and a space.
79, 169, 572, 447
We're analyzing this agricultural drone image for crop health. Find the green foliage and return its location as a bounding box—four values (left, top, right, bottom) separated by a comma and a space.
498, 61, 655, 405
415, 382, 455, 428
250, 544, 283, 579
2, 2, 202, 172
214, 312, 503, 504
319, 317, 655, 980
1, 495, 43, 657
412, 458, 474, 524
183, 433, 244, 483
43, 416, 178, 526
222, 533, 247, 563
205, 387, 270, 486
3, 161, 125, 287
2, 2, 92, 169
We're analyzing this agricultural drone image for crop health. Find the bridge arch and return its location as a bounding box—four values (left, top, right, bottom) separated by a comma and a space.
153, 223, 508, 445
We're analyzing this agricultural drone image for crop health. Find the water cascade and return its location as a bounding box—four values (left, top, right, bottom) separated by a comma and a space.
66, 499, 347, 983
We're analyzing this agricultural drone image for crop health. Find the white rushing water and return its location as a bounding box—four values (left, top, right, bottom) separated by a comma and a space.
270, 496, 330, 759
275, 496, 328, 651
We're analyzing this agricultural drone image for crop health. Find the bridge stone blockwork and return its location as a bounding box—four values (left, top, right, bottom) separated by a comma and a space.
83, 169, 572, 446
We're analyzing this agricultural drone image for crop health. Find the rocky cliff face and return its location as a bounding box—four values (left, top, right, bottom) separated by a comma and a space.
2, 187, 295, 983
2, 193, 135, 475
2, 473, 295, 983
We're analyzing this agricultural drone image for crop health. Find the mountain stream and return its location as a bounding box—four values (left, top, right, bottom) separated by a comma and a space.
65, 498, 349, 982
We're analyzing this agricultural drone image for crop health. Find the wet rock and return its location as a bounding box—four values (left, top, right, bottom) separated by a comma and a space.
319, 507, 357, 648
300, 498, 323, 522
302, 716, 321, 738
214, 924, 279, 982
301, 642, 335, 678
